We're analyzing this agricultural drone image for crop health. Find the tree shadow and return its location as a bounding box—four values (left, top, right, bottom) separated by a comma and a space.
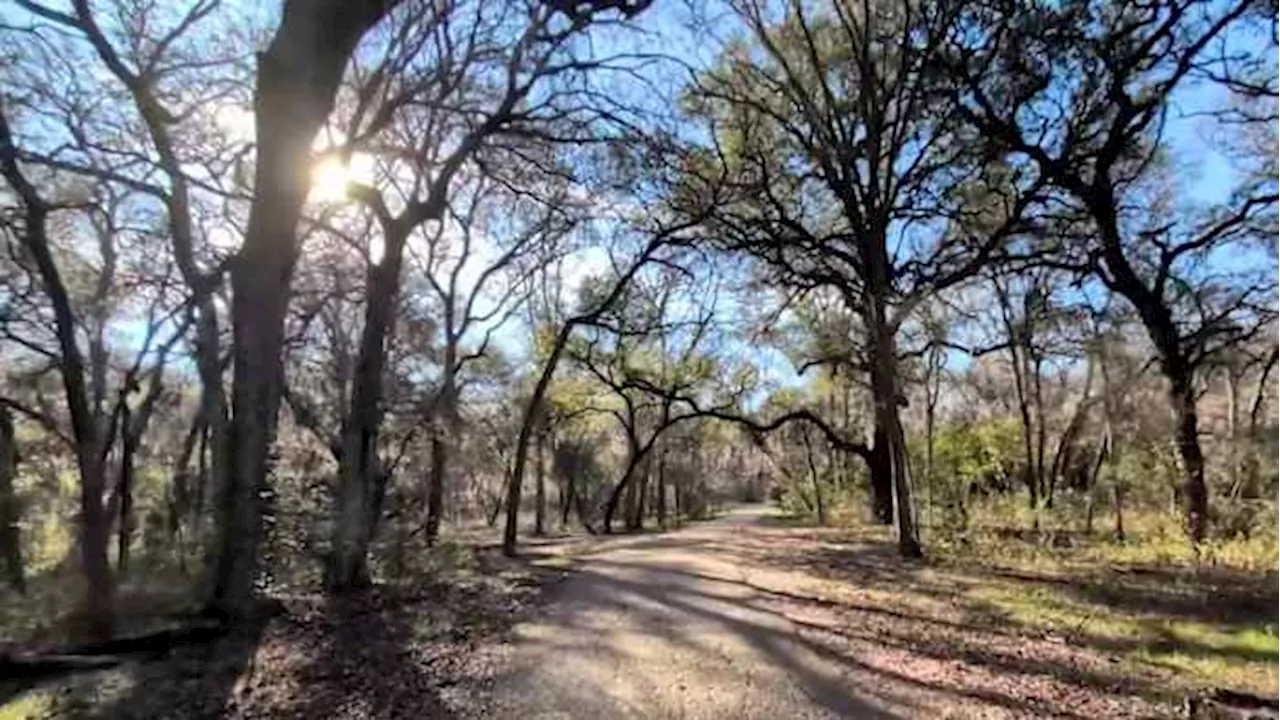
19, 616, 270, 719
982, 565, 1278, 629
10, 579, 505, 719
587, 557, 1181, 703
726, 521, 1277, 646
492, 551, 1163, 718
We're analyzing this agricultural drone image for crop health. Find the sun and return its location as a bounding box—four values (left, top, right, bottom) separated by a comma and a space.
311, 156, 352, 202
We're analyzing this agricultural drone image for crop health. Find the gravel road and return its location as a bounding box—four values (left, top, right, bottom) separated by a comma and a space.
485, 505, 1172, 720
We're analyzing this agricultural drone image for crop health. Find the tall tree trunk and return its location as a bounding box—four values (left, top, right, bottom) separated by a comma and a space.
193, 306, 228, 573
505, 328, 573, 554
117, 399, 135, 576
79, 456, 113, 639
326, 228, 409, 591
1225, 366, 1241, 497
1031, 357, 1048, 510
560, 453, 575, 529
868, 423, 893, 525
923, 354, 939, 535
534, 427, 546, 536
212, 0, 393, 618
503, 237, 664, 555
0, 406, 23, 593
1244, 348, 1278, 498
864, 240, 921, 558
629, 456, 648, 532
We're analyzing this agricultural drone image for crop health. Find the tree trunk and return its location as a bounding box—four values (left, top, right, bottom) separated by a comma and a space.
1170, 374, 1208, 543
1244, 348, 1278, 498
534, 428, 546, 536
117, 400, 135, 576
503, 238, 663, 555
1095, 196, 1209, 544
326, 227, 409, 591
79, 455, 113, 639
504, 328, 573, 554
868, 423, 893, 525
924, 365, 937, 535
656, 448, 667, 530
864, 238, 921, 558
0, 406, 24, 593
0, 114, 114, 637
1112, 482, 1126, 542
193, 307, 227, 563
1225, 366, 1241, 498
425, 427, 448, 545
628, 456, 648, 532
560, 455, 575, 529
604, 442, 652, 534
802, 430, 827, 526
1031, 357, 1048, 510
212, 0, 392, 618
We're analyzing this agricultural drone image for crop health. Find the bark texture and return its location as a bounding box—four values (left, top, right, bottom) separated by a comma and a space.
0, 406, 23, 593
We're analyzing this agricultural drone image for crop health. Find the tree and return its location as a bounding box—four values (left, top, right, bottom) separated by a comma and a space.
683, 0, 1039, 556
502, 231, 685, 552
945, 0, 1279, 542
6, 0, 251, 585
213, 0, 397, 618
567, 264, 724, 533
0, 109, 189, 638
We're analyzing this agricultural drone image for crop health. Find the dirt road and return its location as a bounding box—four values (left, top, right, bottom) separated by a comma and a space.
486, 505, 1172, 719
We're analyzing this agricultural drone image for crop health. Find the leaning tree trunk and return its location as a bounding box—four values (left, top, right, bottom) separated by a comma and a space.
1097, 200, 1209, 545
603, 443, 648, 534
2, 110, 116, 637
0, 406, 24, 593
534, 428, 546, 536
212, 0, 394, 618
504, 331, 571, 554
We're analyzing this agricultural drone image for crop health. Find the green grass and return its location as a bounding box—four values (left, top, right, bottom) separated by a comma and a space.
0, 691, 53, 720
825, 494, 1280, 698
940, 499, 1280, 699
968, 581, 1278, 695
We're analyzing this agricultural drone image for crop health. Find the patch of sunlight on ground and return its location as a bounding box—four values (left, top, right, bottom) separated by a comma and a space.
0, 691, 53, 720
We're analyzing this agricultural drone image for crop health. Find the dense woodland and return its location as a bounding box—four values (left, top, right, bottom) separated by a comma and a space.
0, 0, 1275, 688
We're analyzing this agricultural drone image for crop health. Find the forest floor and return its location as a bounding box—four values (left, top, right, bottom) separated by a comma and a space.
2, 504, 1276, 719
